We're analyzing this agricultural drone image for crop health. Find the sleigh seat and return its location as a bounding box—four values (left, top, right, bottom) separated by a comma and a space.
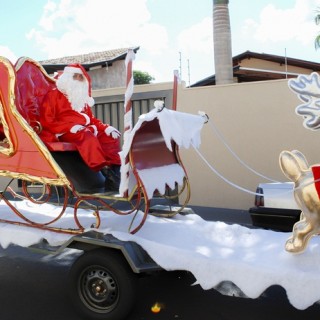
0, 57, 104, 193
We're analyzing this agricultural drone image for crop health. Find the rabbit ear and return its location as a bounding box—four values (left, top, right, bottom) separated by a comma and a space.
291, 150, 309, 170
279, 150, 302, 182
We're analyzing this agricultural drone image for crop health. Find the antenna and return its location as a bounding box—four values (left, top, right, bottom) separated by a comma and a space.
187, 58, 190, 86
179, 51, 182, 79
284, 48, 288, 79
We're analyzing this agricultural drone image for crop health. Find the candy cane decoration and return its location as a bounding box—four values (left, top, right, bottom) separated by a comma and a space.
120, 49, 135, 196
124, 49, 135, 138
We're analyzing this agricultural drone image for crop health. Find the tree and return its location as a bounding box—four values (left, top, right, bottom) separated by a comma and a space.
213, 0, 233, 85
315, 8, 320, 49
133, 70, 154, 85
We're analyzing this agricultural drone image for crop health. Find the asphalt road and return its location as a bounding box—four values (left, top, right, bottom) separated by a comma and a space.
0, 207, 319, 320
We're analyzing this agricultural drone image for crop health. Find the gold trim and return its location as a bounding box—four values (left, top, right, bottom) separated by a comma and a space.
15, 56, 56, 84
0, 56, 70, 186
0, 170, 68, 186
0, 59, 16, 156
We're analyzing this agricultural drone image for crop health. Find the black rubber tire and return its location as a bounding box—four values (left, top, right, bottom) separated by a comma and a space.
68, 249, 137, 320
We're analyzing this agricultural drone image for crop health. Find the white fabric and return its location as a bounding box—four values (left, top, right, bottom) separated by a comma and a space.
157, 108, 204, 151
64, 66, 83, 74
137, 164, 185, 198
80, 112, 90, 125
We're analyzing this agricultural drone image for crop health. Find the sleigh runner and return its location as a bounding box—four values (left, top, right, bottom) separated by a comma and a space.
0, 55, 206, 234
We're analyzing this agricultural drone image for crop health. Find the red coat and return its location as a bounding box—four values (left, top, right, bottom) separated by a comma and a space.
40, 88, 107, 137
40, 88, 121, 171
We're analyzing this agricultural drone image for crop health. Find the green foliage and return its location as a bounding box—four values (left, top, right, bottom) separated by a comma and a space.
213, 0, 229, 4
133, 70, 155, 85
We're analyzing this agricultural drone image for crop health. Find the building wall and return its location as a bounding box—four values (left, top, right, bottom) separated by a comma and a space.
239, 57, 315, 75
89, 60, 126, 89
177, 79, 320, 210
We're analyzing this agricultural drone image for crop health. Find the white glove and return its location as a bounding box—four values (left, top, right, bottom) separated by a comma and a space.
87, 125, 98, 136
105, 126, 121, 139
70, 124, 85, 133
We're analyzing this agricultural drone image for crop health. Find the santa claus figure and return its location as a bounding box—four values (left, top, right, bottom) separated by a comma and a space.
40, 63, 121, 191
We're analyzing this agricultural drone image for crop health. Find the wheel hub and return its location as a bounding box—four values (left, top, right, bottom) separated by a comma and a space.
92, 279, 107, 296
80, 267, 119, 311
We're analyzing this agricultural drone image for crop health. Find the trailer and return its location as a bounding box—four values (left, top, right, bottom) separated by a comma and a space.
24, 230, 161, 320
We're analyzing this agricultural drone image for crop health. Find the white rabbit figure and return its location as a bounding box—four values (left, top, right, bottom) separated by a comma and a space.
279, 150, 320, 253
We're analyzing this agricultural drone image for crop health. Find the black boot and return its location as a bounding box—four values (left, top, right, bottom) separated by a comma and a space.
101, 165, 121, 192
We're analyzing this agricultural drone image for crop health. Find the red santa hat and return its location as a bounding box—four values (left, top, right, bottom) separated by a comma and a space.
63, 63, 95, 107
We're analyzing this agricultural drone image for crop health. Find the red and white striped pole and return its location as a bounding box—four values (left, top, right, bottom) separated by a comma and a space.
121, 49, 135, 196
124, 49, 135, 137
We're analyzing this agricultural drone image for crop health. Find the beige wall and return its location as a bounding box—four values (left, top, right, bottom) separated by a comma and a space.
93, 81, 174, 98
239, 57, 316, 75
178, 79, 320, 209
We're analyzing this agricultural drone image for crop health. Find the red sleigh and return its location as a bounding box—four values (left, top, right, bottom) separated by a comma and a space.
0, 56, 202, 234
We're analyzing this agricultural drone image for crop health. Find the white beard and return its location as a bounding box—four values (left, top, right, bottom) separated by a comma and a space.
56, 73, 90, 112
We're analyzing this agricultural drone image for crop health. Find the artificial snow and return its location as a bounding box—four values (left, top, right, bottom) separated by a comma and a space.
137, 164, 185, 198
1, 200, 320, 310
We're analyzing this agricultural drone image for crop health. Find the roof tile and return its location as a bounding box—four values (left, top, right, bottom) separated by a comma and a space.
39, 47, 139, 65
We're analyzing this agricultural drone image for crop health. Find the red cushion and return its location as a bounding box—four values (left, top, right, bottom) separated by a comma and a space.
45, 141, 77, 152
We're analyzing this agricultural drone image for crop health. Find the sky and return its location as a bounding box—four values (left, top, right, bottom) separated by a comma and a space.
1, 0, 320, 84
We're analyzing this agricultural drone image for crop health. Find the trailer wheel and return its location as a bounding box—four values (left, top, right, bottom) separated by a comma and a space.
68, 249, 137, 320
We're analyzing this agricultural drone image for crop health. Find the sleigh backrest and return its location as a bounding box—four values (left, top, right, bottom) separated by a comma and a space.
15, 57, 56, 132
130, 118, 178, 170
126, 117, 187, 199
